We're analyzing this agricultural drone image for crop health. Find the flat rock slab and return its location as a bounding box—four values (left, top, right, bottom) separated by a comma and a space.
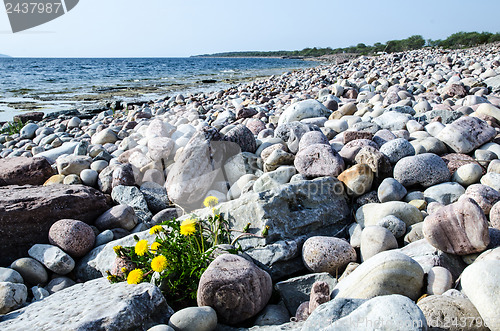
0, 278, 173, 331
0, 184, 111, 266
0, 157, 54, 186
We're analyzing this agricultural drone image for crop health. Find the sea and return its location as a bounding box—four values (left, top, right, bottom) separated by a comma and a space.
0, 57, 316, 121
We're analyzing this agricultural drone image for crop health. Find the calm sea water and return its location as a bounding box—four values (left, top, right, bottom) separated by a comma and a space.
0, 57, 315, 121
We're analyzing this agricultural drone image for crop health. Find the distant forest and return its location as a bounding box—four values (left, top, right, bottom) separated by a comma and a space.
196, 31, 500, 58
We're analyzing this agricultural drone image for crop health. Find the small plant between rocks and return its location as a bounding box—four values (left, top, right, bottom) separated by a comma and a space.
107, 196, 265, 308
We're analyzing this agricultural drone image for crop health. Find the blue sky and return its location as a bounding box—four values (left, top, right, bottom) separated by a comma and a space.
0, 0, 499, 57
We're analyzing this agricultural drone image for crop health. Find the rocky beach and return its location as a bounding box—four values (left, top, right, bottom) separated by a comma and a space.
0, 43, 500, 330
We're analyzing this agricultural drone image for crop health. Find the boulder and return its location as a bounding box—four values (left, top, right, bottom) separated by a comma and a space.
0, 184, 110, 266
0, 278, 173, 330
166, 127, 228, 209
197, 254, 272, 325
423, 196, 490, 255
436, 116, 496, 153
0, 157, 54, 186
0, 282, 27, 314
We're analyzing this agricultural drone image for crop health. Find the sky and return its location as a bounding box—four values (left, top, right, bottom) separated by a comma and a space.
0, 0, 499, 57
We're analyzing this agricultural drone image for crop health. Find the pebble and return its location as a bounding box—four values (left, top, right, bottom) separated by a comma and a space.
28, 244, 75, 275
452, 163, 483, 186
168, 306, 217, 331
426, 266, 453, 295
302, 236, 357, 275
48, 219, 96, 257
0, 282, 28, 314
379, 138, 415, 163
10, 257, 48, 286
0, 268, 23, 284
360, 225, 398, 261
294, 144, 344, 178
376, 215, 406, 238
377, 177, 407, 202
423, 182, 465, 205
393, 153, 451, 187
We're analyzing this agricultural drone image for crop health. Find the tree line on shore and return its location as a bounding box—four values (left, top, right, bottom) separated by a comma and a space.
197, 31, 500, 58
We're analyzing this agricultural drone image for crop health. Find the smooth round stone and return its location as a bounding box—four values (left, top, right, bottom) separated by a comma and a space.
465, 184, 500, 215
376, 215, 406, 238
302, 236, 357, 274
480, 172, 500, 191
379, 138, 415, 164
10, 257, 48, 286
91, 160, 108, 173
461, 260, 500, 330
452, 163, 483, 186
0, 282, 28, 314
63, 174, 82, 185
80, 169, 98, 187
44, 174, 65, 186
337, 164, 374, 197
360, 226, 398, 262
95, 229, 114, 246
377, 177, 407, 203
417, 295, 489, 331
427, 266, 453, 295
324, 119, 348, 133
67, 117, 81, 129
423, 182, 465, 205
393, 153, 451, 188
20, 123, 38, 139
278, 99, 331, 125
253, 166, 296, 193
91, 128, 118, 145
168, 306, 217, 331
45, 276, 76, 294
0, 267, 23, 284
332, 251, 424, 301
49, 219, 95, 257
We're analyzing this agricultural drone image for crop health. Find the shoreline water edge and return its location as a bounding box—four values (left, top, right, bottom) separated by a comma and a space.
0, 43, 500, 330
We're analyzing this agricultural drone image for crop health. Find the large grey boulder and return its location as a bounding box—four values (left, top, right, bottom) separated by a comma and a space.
0, 278, 173, 330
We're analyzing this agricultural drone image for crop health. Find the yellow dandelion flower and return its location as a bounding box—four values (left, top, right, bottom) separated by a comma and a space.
121, 267, 128, 273
180, 218, 197, 236
203, 196, 218, 208
149, 225, 163, 235
150, 242, 161, 251
151, 255, 168, 272
107, 275, 114, 281
135, 240, 148, 256
127, 269, 143, 284
113, 245, 123, 255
